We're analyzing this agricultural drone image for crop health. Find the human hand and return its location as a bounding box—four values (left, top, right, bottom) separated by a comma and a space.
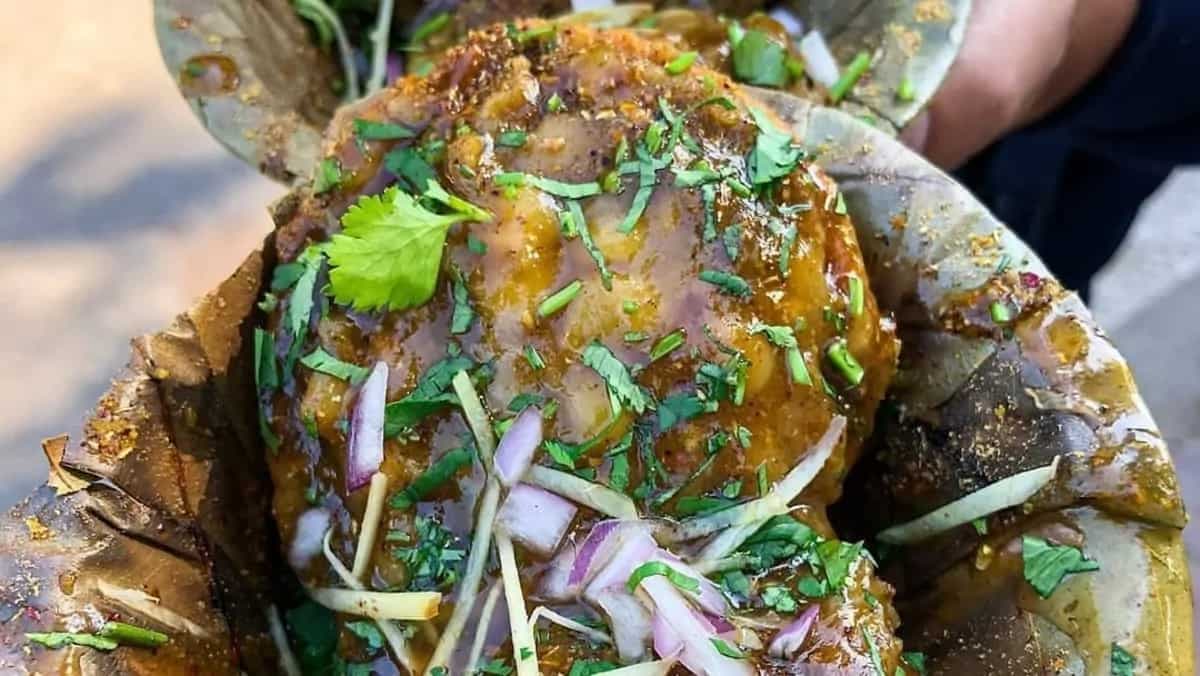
901, 0, 1138, 169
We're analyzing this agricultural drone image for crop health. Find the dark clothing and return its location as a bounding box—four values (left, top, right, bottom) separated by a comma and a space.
955, 0, 1200, 298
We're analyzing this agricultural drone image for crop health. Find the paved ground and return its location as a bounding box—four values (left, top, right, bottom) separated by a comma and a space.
1, 0, 1196, 651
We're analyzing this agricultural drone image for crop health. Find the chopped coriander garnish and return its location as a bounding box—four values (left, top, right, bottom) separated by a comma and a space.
626, 561, 700, 593
569, 200, 613, 290
830, 51, 872, 103
515, 24, 555, 44
1111, 643, 1135, 676
649, 328, 687, 362
1021, 535, 1100, 598
523, 344, 546, 370
761, 585, 797, 613
607, 442, 631, 492
817, 540, 865, 590
467, 234, 488, 255
674, 166, 723, 188
846, 275, 865, 317
796, 575, 827, 598
313, 157, 342, 194
326, 184, 490, 312
666, 50, 699, 75
601, 170, 621, 194
825, 338, 864, 386
353, 118, 415, 141
834, 191, 848, 215
747, 107, 803, 187
477, 657, 515, 675
26, 631, 118, 651
710, 638, 746, 659
624, 331, 649, 343
657, 393, 710, 433
622, 300, 640, 314
300, 348, 370, 383
722, 223, 741, 262
725, 176, 753, 198
990, 300, 1013, 324
644, 121, 667, 155
971, 517, 988, 536
497, 130, 528, 148
383, 353, 474, 435
731, 28, 789, 88
749, 321, 811, 385
699, 269, 751, 298
495, 171, 525, 187
519, 174, 603, 199
254, 329, 279, 392
390, 447, 474, 509
385, 146, 437, 193
450, 268, 475, 335
547, 92, 564, 112
701, 183, 718, 242
902, 652, 927, 675
458, 163, 477, 179
617, 149, 663, 234
755, 462, 768, 495
346, 621, 384, 653
537, 280, 583, 318
862, 628, 886, 676
896, 76, 917, 103
786, 57, 805, 79
410, 11, 450, 45
768, 219, 798, 277
582, 341, 654, 414
390, 515, 465, 591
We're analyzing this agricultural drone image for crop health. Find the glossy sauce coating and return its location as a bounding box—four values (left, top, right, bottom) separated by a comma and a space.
266, 21, 900, 674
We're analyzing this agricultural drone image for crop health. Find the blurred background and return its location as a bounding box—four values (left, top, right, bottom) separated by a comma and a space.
1, 0, 1197, 619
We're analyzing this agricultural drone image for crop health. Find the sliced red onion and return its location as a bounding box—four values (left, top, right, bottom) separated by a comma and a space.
652, 614, 683, 660
767, 605, 819, 659
570, 520, 621, 585
643, 577, 753, 676
799, 31, 840, 88
536, 545, 579, 602
651, 551, 730, 617
593, 588, 653, 663
497, 484, 577, 557
571, 0, 615, 10
494, 408, 543, 486
767, 7, 804, 36
289, 507, 331, 570
346, 362, 389, 491
705, 613, 735, 635
583, 528, 659, 603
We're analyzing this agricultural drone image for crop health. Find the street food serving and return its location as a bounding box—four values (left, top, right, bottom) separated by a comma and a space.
258, 20, 907, 674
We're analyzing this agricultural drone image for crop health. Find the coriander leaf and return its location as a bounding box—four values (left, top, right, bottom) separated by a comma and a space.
390, 515, 466, 591
862, 628, 886, 676
607, 451, 631, 493
569, 200, 613, 290
271, 262, 306, 291
354, 118, 415, 141
649, 328, 687, 362
327, 187, 485, 312
657, 393, 709, 433
747, 107, 803, 187
582, 342, 654, 415
796, 575, 828, 598
467, 234, 488, 255
346, 620, 384, 653
701, 183, 718, 243
383, 354, 474, 435
544, 439, 578, 469
424, 179, 493, 223
450, 268, 475, 335
522, 174, 602, 199
817, 540, 864, 591
385, 147, 437, 194
722, 223, 741, 262
567, 659, 619, 676
666, 51, 698, 75
732, 30, 789, 87
286, 247, 322, 343
761, 585, 798, 614
674, 167, 723, 188
523, 344, 546, 370
674, 495, 735, 517
254, 329, 279, 391
626, 561, 700, 593
749, 321, 797, 349
286, 601, 339, 674
699, 269, 752, 298
389, 448, 474, 508
497, 130, 528, 148
710, 638, 746, 659
1111, 643, 1135, 676
300, 348, 370, 383
478, 657, 515, 675
1021, 536, 1100, 598
903, 651, 928, 676
26, 632, 118, 651
313, 158, 342, 194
